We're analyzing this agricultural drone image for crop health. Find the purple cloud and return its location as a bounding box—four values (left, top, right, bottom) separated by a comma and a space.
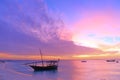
0, 0, 103, 56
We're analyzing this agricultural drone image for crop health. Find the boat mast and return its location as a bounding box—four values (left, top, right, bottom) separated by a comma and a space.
39, 48, 44, 66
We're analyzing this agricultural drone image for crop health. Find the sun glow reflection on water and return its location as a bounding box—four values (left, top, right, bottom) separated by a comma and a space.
0, 60, 120, 80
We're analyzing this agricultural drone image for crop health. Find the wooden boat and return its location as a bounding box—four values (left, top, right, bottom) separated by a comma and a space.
29, 60, 59, 71
28, 49, 59, 71
0, 60, 5, 63
81, 60, 87, 62
106, 59, 115, 62
116, 60, 119, 63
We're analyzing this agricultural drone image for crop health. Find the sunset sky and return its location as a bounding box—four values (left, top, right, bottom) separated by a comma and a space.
0, 0, 120, 60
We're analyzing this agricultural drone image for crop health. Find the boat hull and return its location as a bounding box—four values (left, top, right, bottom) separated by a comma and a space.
30, 65, 58, 71
106, 59, 115, 62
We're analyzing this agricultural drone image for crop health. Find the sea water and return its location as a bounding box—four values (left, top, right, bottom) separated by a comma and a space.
0, 60, 120, 80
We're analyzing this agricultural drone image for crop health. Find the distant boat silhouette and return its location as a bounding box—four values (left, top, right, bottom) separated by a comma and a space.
116, 60, 119, 63
0, 60, 5, 63
28, 49, 59, 71
106, 59, 115, 62
81, 60, 87, 62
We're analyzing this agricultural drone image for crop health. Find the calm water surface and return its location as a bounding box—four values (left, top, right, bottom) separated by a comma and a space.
0, 60, 120, 80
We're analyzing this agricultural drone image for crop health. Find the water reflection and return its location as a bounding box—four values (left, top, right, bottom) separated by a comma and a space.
1, 60, 120, 80
70, 60, 120, 80
32, 70, 59, 80
33, 70, 58, 75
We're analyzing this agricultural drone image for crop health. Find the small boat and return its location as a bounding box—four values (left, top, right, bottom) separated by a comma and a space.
81, 60, 87, 62
106, 59, 115, 62
0, 60, 5, 63
28, 49, 59, 71
116, 60, 119, 63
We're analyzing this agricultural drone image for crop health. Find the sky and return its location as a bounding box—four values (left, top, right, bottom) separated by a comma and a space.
0, 0, 120, 60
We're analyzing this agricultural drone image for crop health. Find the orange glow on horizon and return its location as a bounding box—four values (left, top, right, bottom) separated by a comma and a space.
0, 53, 73, 60
0, 52, 120, 60
73, 53, 120, 59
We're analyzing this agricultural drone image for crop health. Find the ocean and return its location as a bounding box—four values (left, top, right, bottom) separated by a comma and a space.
0, 60, 120, 80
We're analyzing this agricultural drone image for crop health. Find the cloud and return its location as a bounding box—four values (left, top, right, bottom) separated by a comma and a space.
0, 0, 64, 42
62, 10, 120, 49
0, 0, 104, 57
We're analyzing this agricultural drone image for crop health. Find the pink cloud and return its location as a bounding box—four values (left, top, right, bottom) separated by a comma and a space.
72, 11, 120, 36
60, 10, 120, 47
